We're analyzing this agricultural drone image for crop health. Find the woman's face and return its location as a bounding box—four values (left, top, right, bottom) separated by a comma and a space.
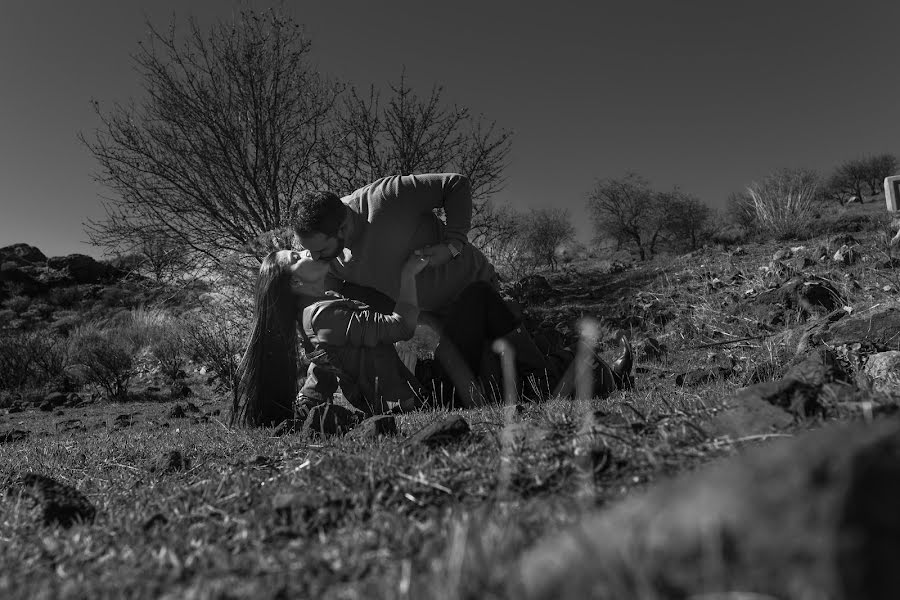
275, 249, 330, 297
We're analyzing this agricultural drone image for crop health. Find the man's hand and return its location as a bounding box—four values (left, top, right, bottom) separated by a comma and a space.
414, 243, 456, 267
401, 253, 431, 279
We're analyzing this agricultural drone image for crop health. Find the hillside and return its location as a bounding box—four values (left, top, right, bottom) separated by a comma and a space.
2, 198, 900, 599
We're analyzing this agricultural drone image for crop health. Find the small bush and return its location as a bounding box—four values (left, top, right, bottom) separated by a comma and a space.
148, 318, 187, 383
3, 295, 32, 314
68, 324, 140, 400
183, 303, 247, 403
0, 329, 70, 391
744, 168, 820, 240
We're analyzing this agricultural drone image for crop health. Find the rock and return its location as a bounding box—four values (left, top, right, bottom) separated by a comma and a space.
55, 419, 84, 433
833, 244, 859, 266
142, 512, 168, 532
510, 420, 900, 600
0, 429, 29, 444
46, 254, 110, 284
44, 392, 67, 407
347, 415, 399, 440
675, 367, 730, 387
150, 450, 188, 474
11, 473, 96, 527
823, 304, 900, 351
706, 395, 794, 438
112, 413, 137, 429
789, 255, 816, 272
864, 351, 900, 395
405, 415, 471, 447
637, 337, 665, 361
0, 243, 47, 265
773, 248, 792, 261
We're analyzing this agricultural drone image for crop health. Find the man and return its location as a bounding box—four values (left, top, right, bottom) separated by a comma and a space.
291, 173, 546, 410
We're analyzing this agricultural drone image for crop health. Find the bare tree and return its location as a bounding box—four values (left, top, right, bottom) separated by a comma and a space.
83, 12, 513, 270
586, 173, 664, 260
321, 71, 513, 245
863, 153, 898, 195
663, 191, 711, 251
82, 9, 345, 271
518, 208, 575, 270
824, 158, 867, 203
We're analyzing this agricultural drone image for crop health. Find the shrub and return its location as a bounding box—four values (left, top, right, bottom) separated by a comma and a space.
744, 168, 820, 240
183, 303, 247, 403
68, 324, 141, 400
0, 329, 70, 391
148, 318, 187, 383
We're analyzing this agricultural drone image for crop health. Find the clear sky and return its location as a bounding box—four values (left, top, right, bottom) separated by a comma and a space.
1, 0, 898, 258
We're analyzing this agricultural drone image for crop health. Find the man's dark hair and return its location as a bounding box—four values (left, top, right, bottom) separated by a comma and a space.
291, 191, 345, 237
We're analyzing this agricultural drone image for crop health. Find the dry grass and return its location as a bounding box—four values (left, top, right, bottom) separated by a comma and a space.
2, 200, 899, 598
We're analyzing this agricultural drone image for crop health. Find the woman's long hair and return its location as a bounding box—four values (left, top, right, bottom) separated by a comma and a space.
231, 253, 306, 427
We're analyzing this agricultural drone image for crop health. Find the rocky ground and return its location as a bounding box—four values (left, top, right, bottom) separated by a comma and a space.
2, 200, 900, 598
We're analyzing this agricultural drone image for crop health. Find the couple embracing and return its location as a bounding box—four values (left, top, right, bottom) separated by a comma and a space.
232, 173, 628, 429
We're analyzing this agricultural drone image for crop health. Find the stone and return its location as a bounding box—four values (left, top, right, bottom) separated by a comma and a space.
864, 351, 900, 395
637, 337, 665, 361
822, 304, 900, 351
347, 415, 399, 440
832, 244, 859, 266
405, 414, 471, 448
772, 248, 792, 261
112, 413, 137, 429
0, 429, 29, 444
510, 420, 900, 600
150, 450, 188, 474
706, 395, 794, 438
0, 243, 47, 265
12, 473, 96, 527
55, 419, 84, 433
46, 254, 109, 284
44, 392, 67, 407
675, 367, 730, 387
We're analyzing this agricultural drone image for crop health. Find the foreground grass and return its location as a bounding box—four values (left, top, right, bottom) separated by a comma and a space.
1, 377, 744, 600
3, 201, 897, 598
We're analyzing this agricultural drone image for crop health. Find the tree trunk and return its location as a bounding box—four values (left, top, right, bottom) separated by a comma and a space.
511, 419, 900, 600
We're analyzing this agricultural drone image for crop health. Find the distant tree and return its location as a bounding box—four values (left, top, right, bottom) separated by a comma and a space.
662, 191, 711, 251
586, 173, 665, 260
82, 9, 512, 276
862, 153, 898, 195
518, 208, 575, 270
824, 158, 868, 203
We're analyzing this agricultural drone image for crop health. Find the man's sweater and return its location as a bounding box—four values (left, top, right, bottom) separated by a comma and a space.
328, 173, 496, 312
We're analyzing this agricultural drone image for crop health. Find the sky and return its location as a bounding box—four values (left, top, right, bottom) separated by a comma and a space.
1, 0, 898, 258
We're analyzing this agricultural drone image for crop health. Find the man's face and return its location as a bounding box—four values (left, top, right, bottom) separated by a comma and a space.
296, 231, 344, 262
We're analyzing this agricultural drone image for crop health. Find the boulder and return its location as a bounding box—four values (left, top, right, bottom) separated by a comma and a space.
347, 415, 399, 440
10, 473, 96, 527
46, 254, 109, 284
405, 414, 471, 448
864, 351, 900, 396
822, 304, 900, 351
0, 243, 46, 265
511, 419, 900, 600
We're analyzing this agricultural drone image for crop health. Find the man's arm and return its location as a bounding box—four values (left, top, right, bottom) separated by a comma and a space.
393, 173, 472, 246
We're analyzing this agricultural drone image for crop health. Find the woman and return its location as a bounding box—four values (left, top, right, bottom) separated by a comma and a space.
231, 249, 430, 427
